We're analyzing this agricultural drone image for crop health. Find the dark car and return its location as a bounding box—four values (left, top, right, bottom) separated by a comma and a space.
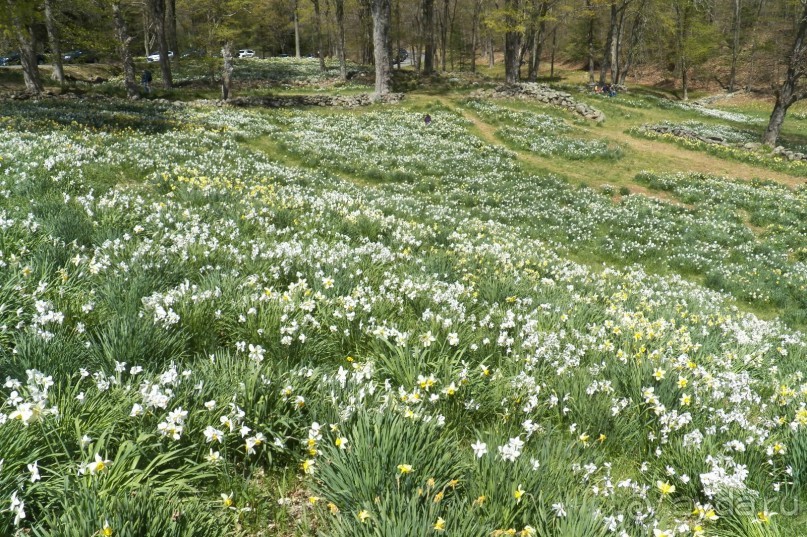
63, 50, 98, 64
394, 48, 408, 63
0, 52, 45, 66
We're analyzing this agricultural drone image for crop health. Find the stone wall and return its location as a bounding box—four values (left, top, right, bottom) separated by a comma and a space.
472, 83, 605, 122
640, 124, 807, 162
221, 93, 405, 108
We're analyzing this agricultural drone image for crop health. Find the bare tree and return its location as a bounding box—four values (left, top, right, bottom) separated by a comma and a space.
762, 0, 807, 145
673, 0, 695, 100
618, 0, 649, 85
586, 0, 595, 83
728, 0, 741, 92
470, 0, 483, 72
439, 0, 449, 71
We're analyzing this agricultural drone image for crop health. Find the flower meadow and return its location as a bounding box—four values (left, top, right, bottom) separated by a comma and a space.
0, 96, 806, 537
462, 99, 624, 161
631, 121, 807, 177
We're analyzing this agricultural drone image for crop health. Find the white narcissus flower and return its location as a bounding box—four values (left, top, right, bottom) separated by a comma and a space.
471, 440, 487, 458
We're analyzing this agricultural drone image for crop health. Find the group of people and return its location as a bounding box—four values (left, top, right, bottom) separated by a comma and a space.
594, 83, 617, 97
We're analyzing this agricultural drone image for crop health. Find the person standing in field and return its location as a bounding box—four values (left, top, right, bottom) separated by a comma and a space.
141, 69, 152, 94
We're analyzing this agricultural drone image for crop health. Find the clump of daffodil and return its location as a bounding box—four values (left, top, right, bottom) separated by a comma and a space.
656, 480, 675, 497
433, 517, 446, 532
301, 458, 316, 475
756, 510, 776, 524
514, 484, 525, 503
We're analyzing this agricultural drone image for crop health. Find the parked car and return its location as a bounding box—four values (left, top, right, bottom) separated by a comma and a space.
394, 48, 409, 63
0, 52, 45, 66
238, 49, 255, 59
147, 51, 174, 62
63, 50, 98, 63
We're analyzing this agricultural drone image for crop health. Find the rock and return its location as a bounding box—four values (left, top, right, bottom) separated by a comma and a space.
481, 83, 605, 122
743, 142, 762, 151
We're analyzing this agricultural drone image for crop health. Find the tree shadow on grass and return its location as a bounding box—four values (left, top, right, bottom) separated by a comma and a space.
0, 98, 181, 134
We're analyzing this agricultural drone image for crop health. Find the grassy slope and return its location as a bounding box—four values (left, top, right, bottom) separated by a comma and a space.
2, 60, 806, 535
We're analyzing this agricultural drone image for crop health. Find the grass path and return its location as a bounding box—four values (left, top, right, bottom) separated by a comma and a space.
423, 94, 804, 191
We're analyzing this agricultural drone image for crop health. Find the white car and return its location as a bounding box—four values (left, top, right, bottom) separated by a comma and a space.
238, 49, 255, 59
147, 51, 174, 62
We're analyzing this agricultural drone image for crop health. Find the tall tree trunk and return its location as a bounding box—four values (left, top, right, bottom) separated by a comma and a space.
293, 0, 301, 58
612, 1, 626, 84
522, 28, 534, 79
440, 0, 449, 71
371, 0, 391, 96
729, 0, 741, 92
166, 0, 177, 57
488, 35, 494, 68
549, 26, 556, 79
422, 0, 435, 74
6, 2, 43, 94
763, 1, 807, 145
504, 0, 521, 84
143, 7, 150, 56
395, 0, 402, 69
675, 3, 690, 100
222, 42, 234, 100
528, 2, 549, 82
599, 1, 616, 84
586, 0, 594, 83
312, 0, 326, 73
681, 56, 689, 100
43, 0, 65, 88
112, 1, 139, 99
470, 0, 481, 73
763, 81, 794, 146
335, 0, 347, 80
151, 0, 172, 88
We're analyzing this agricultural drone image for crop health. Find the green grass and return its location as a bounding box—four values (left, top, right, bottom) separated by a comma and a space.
1, 60, 807, 536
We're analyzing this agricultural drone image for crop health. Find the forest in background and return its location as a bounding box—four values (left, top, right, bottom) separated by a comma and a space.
5, 0, 807, 143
